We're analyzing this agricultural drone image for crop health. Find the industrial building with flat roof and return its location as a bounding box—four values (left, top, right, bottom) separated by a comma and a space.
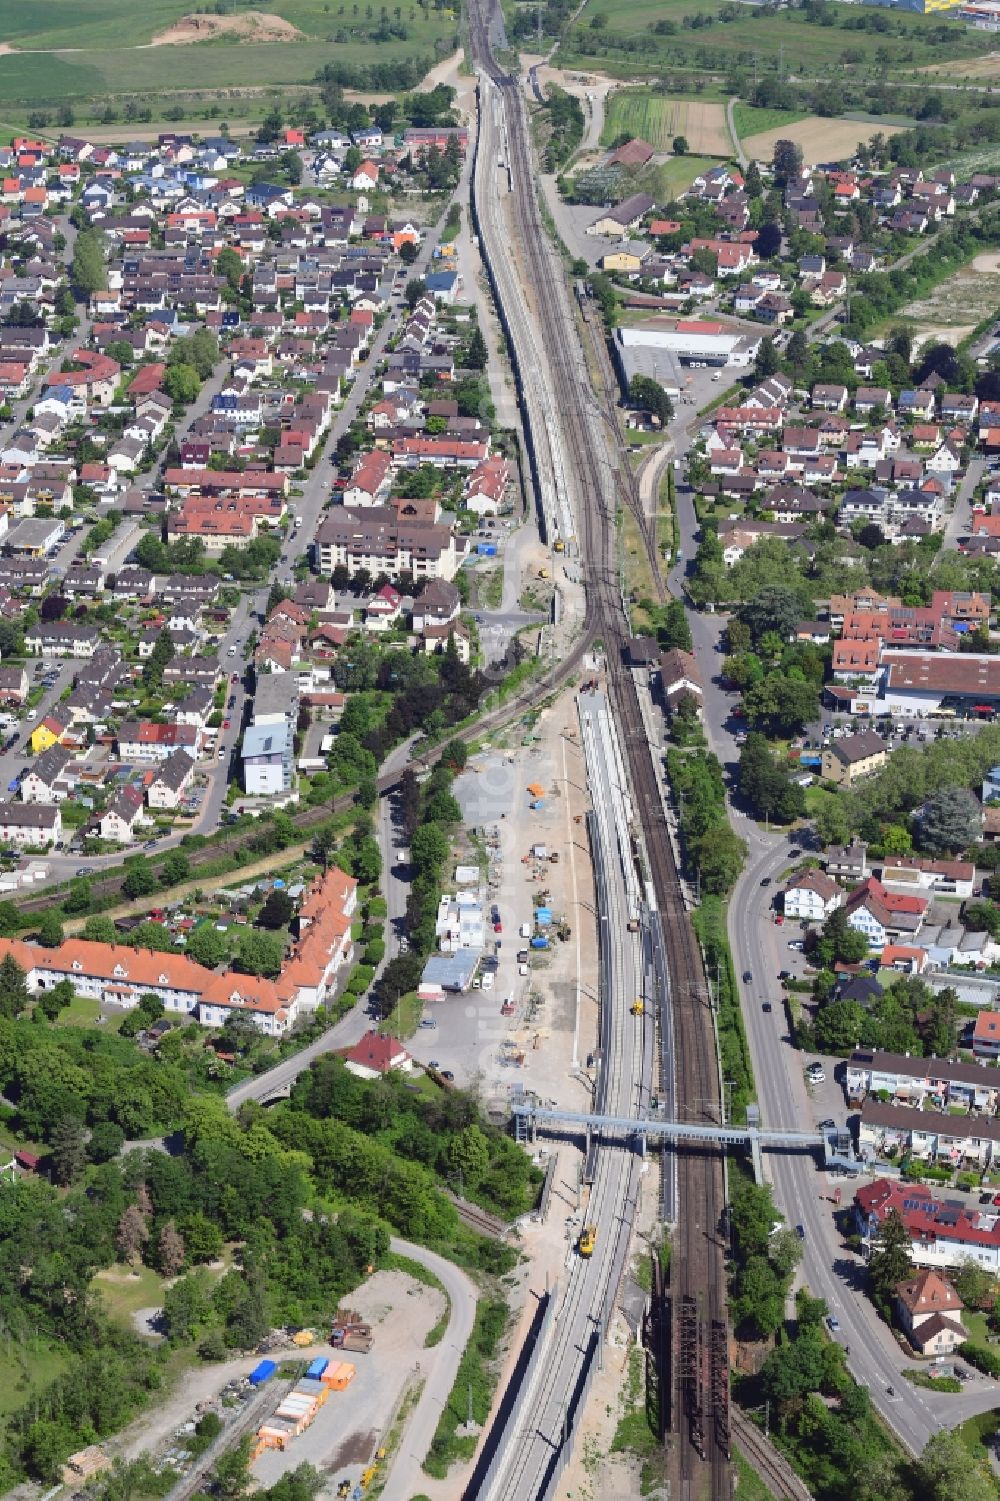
617, 320, 761, 370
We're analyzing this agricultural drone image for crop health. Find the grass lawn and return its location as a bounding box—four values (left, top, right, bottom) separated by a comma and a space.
384, 988, 423, 1041
0, 1338, 69, 1417
731, 103, 809, 140
94, 1262, 169, 1327
638, 154, 719, 200
55, 993, 125, 1030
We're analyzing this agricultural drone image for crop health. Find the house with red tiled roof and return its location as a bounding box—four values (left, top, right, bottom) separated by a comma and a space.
844, 876, 928, 952
344, 1029, 412, 1079
0, 866, 357, 1037
895, 1270, 965, 1356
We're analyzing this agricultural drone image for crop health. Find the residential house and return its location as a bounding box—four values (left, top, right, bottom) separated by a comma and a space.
147, 748, 195, 810
0, 802, 60, 848
99, 784, 147, 845
344, 1030, 413, 1080
844, 876, 928, 951
895, 1270, 966, 1357
821, 729, 889, 786
782, 869, 843, 922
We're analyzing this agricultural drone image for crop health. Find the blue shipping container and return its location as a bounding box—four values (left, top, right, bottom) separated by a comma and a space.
530, 936, 549, 949
305, 1358, 328, 1381
535, 907, 552, 923
249, 1359, 277, 1386
476, 542, 497, 556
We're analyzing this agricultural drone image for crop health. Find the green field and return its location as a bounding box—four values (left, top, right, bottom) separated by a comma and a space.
731, 103, 809, 140
0, 0, 457, 111
601, 91, 675, 150
560, 0, 980, 80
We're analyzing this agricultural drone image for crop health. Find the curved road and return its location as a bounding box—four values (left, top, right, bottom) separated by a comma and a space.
381, 1236, 478, 1501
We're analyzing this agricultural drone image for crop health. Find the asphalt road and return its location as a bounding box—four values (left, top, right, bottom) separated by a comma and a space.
380, 1236, 478, 1501
936, 454, 986, 557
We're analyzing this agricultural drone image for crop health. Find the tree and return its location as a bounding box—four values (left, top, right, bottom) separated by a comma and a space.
122, 863, 158, 899
0, 900, 19, 937
816, 905, 868, 968
71, 228, 107, 298
0, 953, 31, 1018
282, 149, 304, 185
49, 1116, 87, 1186
689, 825, 747, 894
732, 1255, 786, 1337
158, 1221, 186, 1277
181, 1211, 224, 1264
627, 373, 673, 426
917, 1428, 996, 1501
743, 675, 819, 738
162, 850, 190, 886
813, 796, 852, 848
753, 336, 780, 380
83, 915, 118, 944
186, 922, 229, 969
867, 1207, 912, 1304
755, 221, 782, 260
35, 909, 64, 948
465, 327, 488, 370
672, 134, 688, 155
953, 1259, 993, 1309
405, 277, 427, 310
919, 785, 981, 855
739, 584, 805, 648
116, 1203, 150, 1264
814, 998, 868, 1054
448, 1124, 491, 1191
163, 363, 201, 405
258, 889, 295, 930
236, 929, 284, 979
36, 977, 75, 1021
88, 1120, 125, 1163
772, 137, 804, 186
217, 247, 243, 292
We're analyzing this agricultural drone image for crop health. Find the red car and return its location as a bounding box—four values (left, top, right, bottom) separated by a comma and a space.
494, 921, 502, 933
223, 719, 231, 729
231, 672, 239, 682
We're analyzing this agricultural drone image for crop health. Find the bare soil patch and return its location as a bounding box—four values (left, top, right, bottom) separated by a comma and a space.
150, 11, 303, 46
744, 116, 904, 165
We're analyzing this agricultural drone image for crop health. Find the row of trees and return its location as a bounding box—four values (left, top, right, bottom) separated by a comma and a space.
665, 743, 747, 896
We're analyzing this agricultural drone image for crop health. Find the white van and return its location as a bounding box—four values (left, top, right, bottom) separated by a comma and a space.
481, 972, 495, 990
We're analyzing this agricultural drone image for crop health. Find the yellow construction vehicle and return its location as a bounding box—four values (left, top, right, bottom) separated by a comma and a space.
578, 1225, 596, 1257
631, 997, 644, 1016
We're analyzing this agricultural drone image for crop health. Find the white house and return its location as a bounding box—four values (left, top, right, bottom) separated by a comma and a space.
782, 869, 843, 922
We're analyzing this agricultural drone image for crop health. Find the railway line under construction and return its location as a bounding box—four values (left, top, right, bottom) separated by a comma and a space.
464, 0, 732, 1495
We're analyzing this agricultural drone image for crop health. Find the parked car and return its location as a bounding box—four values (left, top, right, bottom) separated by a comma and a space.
825, 1315, 839, 1333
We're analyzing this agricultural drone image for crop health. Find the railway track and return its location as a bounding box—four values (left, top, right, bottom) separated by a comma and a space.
467, 4, 731, 1496
731, 1410, 815, 1501
462, 5, 729, 1494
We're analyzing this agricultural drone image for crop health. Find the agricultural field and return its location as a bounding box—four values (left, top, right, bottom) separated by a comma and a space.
601, 89, 731, 155
0, 0, 457, 112
743, 115, 906, 166
559, 0, 981, 80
